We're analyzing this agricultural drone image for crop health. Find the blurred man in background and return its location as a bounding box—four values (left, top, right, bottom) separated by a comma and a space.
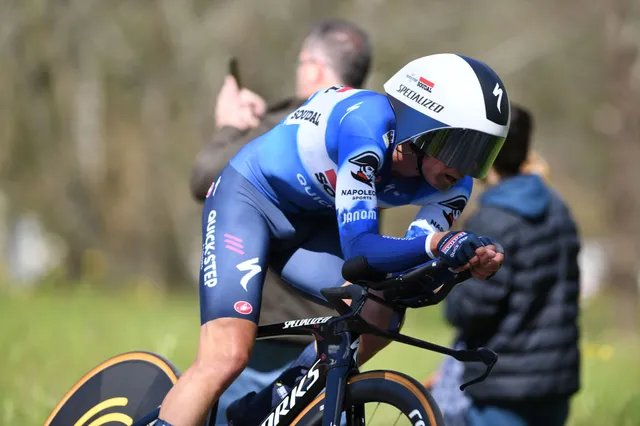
431, 104, 581, 426
189, 18, 371, 199
188, 18, 372, 424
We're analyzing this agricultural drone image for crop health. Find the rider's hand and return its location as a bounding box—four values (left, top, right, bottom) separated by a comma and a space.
436, 231, 504, 280
214, 75, 266, 130
467, 237, 504, 280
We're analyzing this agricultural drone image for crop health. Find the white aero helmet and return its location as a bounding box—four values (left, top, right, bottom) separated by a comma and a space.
384, 53, 511, 179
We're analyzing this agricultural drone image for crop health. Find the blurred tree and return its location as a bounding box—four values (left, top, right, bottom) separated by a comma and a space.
0, 0, 635, 291
604, 0, 640, 331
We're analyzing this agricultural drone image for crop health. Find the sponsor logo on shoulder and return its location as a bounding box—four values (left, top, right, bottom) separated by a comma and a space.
206, 175, 222, 198
438, 195, 468, 227
348, 151, 381, 187
340, 102, 363, 124
288, 109, 322, 126
324, 85, 354, 93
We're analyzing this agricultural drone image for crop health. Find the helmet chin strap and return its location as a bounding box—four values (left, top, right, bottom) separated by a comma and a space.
409, 143, 426, 180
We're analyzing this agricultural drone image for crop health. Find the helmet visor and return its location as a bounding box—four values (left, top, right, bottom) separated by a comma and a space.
411, 128, 505, 179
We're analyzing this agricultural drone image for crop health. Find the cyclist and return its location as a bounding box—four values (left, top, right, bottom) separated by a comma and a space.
156, 53, 510, 426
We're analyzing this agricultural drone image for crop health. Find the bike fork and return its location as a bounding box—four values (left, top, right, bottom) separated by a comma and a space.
347, 403, 365, 426
320, 331, 362, 426
322, 366, 365, 426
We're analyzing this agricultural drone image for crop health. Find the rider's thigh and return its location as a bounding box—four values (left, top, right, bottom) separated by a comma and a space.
271, 217, 345, 304
199, 167, 286, 326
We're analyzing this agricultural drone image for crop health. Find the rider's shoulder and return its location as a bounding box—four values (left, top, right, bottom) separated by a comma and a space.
334, 90, 395, 128
349, 90, 393, 110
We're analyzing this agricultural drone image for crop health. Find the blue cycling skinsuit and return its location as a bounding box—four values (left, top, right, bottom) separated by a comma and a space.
199, 85, 472, 326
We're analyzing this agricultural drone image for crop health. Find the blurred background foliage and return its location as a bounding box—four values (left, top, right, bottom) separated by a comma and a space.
2, 0, 636, 287
0, 0, 639, 424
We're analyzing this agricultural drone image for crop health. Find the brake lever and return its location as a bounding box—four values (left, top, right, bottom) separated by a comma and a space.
421, 269, 473, 306
452, 347, 498, 391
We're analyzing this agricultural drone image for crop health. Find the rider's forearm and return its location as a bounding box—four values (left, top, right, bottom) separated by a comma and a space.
341, 231, 449, 274
342, 232, 435, 273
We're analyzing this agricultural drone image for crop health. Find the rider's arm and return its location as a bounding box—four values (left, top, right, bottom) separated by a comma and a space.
388, 178, 474, 274
405, 176, 474, 240
335, 107, 442, 273
336, 157, 437, 272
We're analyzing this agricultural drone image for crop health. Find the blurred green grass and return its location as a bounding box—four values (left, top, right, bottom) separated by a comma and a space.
1, 284, 638, 425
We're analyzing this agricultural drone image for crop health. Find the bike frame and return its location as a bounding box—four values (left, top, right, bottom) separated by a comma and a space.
252, 312, 361, 426
132, 278, 497, 426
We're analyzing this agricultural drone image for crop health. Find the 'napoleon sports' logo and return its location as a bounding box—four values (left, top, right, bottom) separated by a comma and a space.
438, 195, 468, 228
349, 151, 380, 187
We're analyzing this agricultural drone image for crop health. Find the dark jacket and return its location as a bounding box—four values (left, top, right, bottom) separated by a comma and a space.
445, 174, 581, 402
190, 97, 335, 341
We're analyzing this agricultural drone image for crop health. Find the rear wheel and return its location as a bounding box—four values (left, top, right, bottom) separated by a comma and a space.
290, 370, 444, 425
44, 351, 180, 426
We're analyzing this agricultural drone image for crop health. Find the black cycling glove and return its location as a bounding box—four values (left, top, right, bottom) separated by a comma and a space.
436, 231, 501, 269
